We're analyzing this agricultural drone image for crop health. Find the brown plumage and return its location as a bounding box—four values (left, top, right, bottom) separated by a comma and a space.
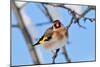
33, 20, 68, 50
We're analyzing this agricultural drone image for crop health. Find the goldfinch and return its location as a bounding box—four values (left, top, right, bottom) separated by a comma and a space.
33, 20, 68, 51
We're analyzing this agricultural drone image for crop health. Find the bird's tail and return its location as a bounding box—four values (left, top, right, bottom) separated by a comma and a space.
33, 42, 40, 47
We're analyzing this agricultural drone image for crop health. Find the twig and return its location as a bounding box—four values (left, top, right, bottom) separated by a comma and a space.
75, 7, 95, 28
41, 4, 54, 22
12, 24, 19, 28
12, 21, 51, 28
35, 21, 51, 26
62, 46, 71, 63
83, 17, 95, 23
52, 48, 60, 64
66, 6, 95, 29
67, 15, 74, 30
78, 6, 95, 19
50, 4, 95, 29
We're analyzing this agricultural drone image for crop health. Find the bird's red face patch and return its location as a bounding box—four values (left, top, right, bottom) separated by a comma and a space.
54, 20, 61, 29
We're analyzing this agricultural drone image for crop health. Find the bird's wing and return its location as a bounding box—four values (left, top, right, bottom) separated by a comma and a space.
34, 26, 53, 46
39, 26, 53, 43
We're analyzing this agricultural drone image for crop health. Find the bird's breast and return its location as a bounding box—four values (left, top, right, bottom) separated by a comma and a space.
43, 32, 67, 50
53, 30, 66, 40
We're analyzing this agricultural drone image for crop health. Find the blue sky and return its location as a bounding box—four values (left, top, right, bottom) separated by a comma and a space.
11, 2, 96, 66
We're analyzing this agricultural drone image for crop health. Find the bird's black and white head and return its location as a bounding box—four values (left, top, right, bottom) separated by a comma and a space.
53, 20, 64, 31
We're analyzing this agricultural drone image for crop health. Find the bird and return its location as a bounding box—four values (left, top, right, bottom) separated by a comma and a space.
32, 20, 68, 63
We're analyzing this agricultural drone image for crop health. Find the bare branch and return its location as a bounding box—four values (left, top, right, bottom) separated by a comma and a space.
52, 49, 60, 64
35, 21, 51, 26
74, 6, 95, 28
11, 1, 41, 64
65, 6, 95, 29
41, 4, 54, 22
67, 14, 74, 29
79, 6, 95, 19
83, 17, 95, 23
66, 10, 86, 29
62, 46, 71, 63
12, 24, 19, 28
49, 4, 95, 29
12, 21, 51, 28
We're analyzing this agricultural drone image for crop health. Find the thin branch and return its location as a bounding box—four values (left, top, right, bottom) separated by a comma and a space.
49, 4, 95, 29
78, 6, 95, 19
67, 6, 95, 29
41, 4, 54, 22
52, 49, 60, 64
83, 17, 95, 23
12, 24, 19, 28
12, 21, 51, 28
36, 3, 47, 15
67, 15, 74, 29
35, 21, 51, 26
11, 1, 41, 64
75, 7, 95, 28
62, 46, 71, 63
